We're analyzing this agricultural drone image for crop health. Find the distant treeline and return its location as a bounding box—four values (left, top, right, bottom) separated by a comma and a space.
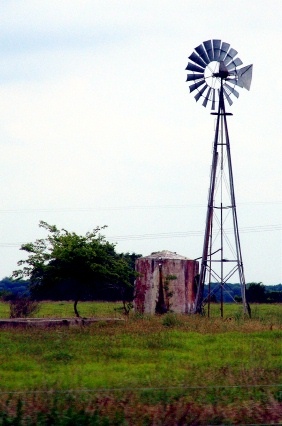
0, 277, 281, 303
203, 282, 282, 303
0, 277, 126, 302
0, 277, 30, 298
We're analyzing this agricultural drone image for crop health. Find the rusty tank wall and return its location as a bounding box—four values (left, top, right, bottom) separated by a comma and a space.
134, 251, 199, 314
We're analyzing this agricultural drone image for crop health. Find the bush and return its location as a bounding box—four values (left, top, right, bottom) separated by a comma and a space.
9, 297, 40, 318
162, 313, 180, 327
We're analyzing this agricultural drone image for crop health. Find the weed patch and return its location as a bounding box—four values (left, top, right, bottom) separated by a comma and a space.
162, 313, 182, 327
0, 390, 281, 425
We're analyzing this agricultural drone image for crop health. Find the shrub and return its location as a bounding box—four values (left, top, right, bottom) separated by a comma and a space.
162, 313, 180, 327
9, 297, 40, 318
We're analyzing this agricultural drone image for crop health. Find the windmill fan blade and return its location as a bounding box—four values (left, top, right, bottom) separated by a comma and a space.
186, 73, 205, 82
227, 78, 244, 89
226, 57, 243, 71
218, 42, 230, 61
189, 79, 206, 93
223, 88, 233, 106
236, 64, 253, 90
194, 84, 208, 102
195, 44, 209, 64
185, 62, 205, 73
202, 87, 212, 107
203, 40, 214, 61
212, 39, 221, 61
224, 48, 238, 66
224, 83, 239, 98
188, 52, 207, 68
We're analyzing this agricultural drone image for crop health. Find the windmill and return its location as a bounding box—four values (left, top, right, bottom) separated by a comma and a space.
185, 39, 253, 317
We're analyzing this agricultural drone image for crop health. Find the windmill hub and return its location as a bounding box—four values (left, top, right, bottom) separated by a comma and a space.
213, 61, 230, 79
204, 61, 221, 89
212, 71, 229, 79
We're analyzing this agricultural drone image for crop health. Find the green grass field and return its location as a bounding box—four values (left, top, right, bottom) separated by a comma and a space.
0, 302, 281, 425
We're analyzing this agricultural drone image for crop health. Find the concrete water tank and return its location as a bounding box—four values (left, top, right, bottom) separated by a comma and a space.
134, 250, 199, 314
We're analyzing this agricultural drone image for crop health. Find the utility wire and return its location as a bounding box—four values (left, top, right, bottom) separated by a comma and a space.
0, 200, 280, 213
0, 224, 280, 247
108, 224, 281, 242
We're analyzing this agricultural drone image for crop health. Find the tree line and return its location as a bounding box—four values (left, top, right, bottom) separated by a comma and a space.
2, 279, 280, 304
203, 282, 281, 304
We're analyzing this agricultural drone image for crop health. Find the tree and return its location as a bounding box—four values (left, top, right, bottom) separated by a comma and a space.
246, 282, 266, 303
12, 221, 139, 317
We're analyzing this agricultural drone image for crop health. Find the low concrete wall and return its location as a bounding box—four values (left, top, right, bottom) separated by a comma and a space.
0, 318, 124, 328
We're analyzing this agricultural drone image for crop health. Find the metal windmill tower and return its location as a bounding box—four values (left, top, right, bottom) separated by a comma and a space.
185, 39, 253, 317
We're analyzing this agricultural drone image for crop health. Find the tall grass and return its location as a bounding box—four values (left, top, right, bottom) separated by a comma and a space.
0, 302, 281, 424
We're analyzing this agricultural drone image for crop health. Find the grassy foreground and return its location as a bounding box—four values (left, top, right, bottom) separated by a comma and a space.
0, 302, 281, 425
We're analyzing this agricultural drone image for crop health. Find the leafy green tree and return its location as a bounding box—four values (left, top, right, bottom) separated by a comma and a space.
12, 221, 139, 317
246, 282, 266, 303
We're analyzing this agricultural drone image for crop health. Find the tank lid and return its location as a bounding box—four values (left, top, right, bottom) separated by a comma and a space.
141, 250, 192, 260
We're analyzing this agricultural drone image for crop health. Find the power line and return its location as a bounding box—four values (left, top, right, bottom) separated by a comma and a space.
0, 200, 280, 214
109, 224, 281, 242
0, 224, 281, 247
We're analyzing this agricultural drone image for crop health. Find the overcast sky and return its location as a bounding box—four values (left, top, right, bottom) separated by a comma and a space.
0, 0, 281, 285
